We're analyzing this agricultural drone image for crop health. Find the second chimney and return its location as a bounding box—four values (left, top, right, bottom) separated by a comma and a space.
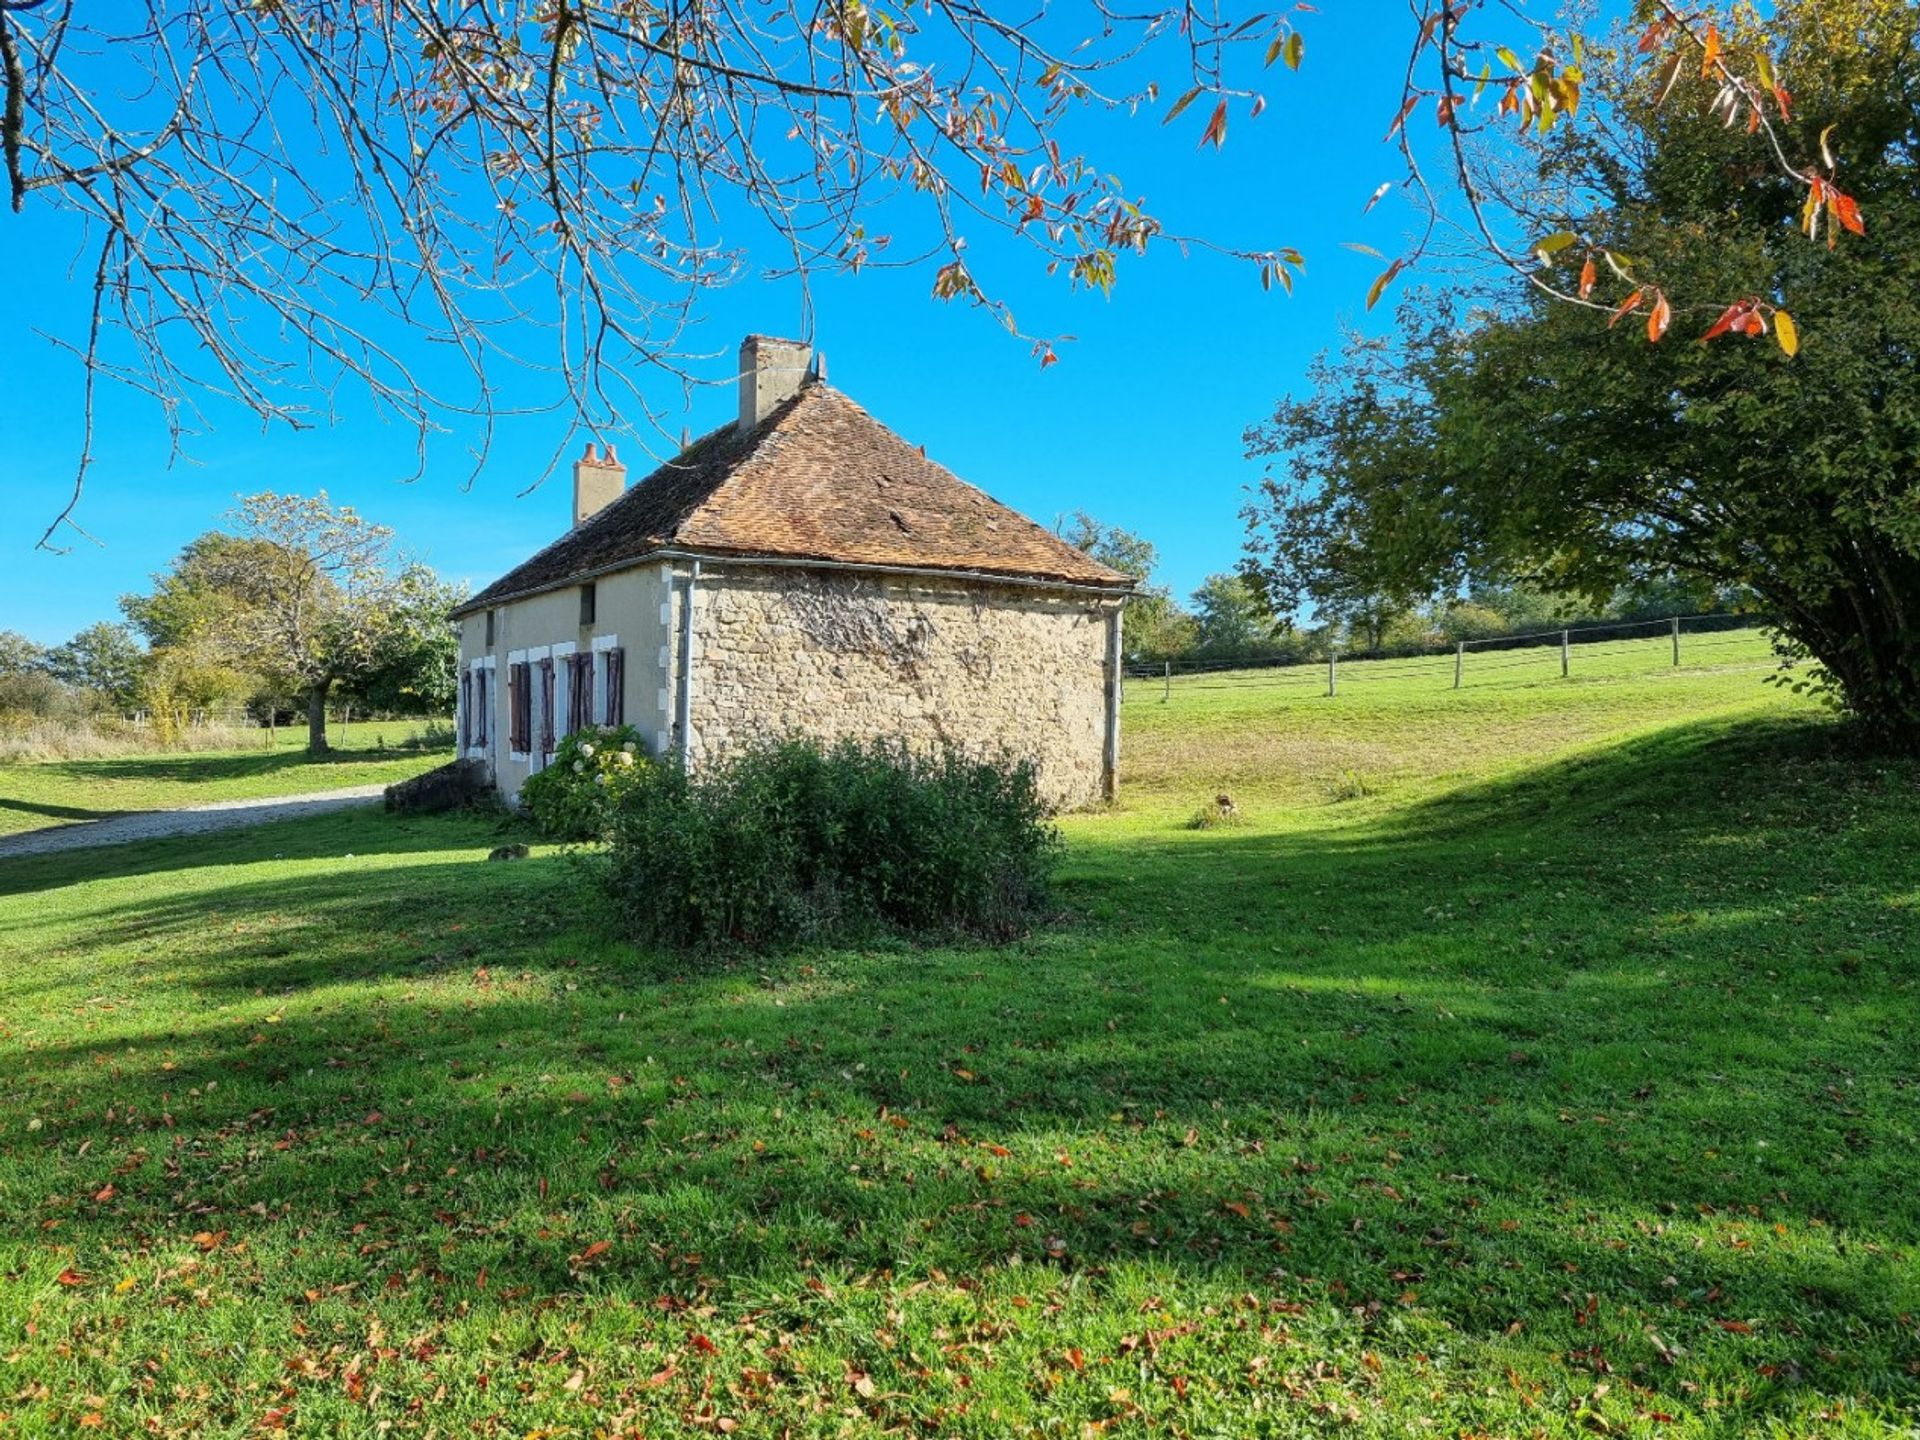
572, 442, 627, 528
738, 335, 814, 431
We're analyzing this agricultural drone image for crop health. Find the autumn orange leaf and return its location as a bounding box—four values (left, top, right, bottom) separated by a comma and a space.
1830, 189, 1865, 237
56, 1267, 87, 1287
1647, 292, 1672, 342
1383, 95, 1420, 142
1700, 24, 1722, 77
1578, 256, 1597, 300
1701, 300, 1755, 343
1609, 289, 1646, 327
1199, 100, 1229, 149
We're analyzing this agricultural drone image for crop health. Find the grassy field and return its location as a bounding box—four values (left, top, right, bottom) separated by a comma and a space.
3, 652, 1917, 1437
0, 722, 451, 838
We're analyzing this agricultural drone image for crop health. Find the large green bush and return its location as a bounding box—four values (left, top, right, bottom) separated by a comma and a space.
604, 739, 1059, 950
519, 725, 653, 839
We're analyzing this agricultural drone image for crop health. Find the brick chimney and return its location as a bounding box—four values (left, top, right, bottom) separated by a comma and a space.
738, 335, 814, 431
572, 442, 626, 528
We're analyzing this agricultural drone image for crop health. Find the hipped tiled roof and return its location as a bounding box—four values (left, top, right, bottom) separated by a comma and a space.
453, 381, 1132, 616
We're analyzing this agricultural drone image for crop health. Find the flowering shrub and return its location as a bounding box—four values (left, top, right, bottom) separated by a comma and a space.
519, 724, 652, 839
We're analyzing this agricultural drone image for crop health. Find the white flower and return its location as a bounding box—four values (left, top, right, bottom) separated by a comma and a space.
573, 760, 585, 774
580, 743, 595, 758
621, 741, 636, 754
595, 773, 608, 786
617, 751, 634, 766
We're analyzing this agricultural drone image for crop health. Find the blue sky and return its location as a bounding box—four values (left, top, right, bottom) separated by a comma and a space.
0, 3, 1417, 645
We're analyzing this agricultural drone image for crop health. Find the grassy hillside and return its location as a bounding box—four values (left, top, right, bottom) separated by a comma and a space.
3, 658, 1915, 1437
0, 722, 451, 838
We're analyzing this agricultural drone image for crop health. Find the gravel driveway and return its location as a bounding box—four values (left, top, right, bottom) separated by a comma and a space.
0, 785, 390, 860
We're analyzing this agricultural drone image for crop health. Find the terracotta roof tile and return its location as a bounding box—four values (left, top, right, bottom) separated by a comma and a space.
455, 382, 1131, 614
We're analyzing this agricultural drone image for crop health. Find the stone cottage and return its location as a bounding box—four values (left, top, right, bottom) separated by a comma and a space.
450, 336, 1134, 808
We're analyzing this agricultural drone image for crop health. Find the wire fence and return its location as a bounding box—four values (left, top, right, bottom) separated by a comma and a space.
1124, 614, 1777, 701
122, 704, 427, 729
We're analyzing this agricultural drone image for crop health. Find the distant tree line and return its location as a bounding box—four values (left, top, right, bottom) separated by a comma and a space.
1, 492, 461, 752
1062, 513, 1754, 668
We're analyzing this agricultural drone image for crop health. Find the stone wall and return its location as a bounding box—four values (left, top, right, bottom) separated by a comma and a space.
686, 567, 1119, 809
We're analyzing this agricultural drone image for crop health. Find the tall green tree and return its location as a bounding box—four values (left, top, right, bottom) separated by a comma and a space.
1245, 0, 1920, 743
1061, 513, 1196, 662
43, 622, 146, 710
343, 566, 466, 717
0, 631, 46, 679
1189, 573, 1280, 658
128, 494, 439, 752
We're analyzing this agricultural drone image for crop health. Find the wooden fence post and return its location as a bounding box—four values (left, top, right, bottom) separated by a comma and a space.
1327, 650, 1338, 698
1561, 630, 1570, 678
1163, 660, 1171, 703
1454, 641, 1464, 690
1672, 615, 1681, 666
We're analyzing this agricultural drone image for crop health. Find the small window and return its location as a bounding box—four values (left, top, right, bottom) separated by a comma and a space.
484, 609, 496, 647
579, 583, 597, 625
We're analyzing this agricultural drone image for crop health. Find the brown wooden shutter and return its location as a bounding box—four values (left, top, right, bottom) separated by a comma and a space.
459, 669, 472, 750
538, 657, 557, 755
510, 662, 533, 753
604, 648, 624, 725
475, 668, 489, 748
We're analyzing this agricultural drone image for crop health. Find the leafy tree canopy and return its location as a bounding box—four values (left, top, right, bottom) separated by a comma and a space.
1188, 573, 1280, 659
125, 494, 458, 750
0, 630, 47, 679
1244, 0, 1920, 742
42, 622, 146, 711
1062, 512, 1195, 663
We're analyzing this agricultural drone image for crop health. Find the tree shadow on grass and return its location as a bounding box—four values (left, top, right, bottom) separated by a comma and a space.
32, 738, 451, 789
0, 795, 115, 826
3, 716, 1916, 1428
0, 804, 517, 902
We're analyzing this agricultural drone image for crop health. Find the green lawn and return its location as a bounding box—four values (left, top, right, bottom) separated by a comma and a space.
0, 722, 451, 838
3, 655, 1916, 1437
